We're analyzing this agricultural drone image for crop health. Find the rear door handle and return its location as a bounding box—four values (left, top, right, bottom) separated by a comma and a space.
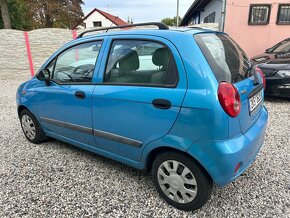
152, 99, 171, 109
75, 91, 86, 99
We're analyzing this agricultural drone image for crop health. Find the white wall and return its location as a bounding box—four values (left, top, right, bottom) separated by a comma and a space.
200, 0, 223, 24
78, 11, 117, 29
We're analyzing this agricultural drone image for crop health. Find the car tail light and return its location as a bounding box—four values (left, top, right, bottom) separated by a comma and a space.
218, 82, 241, 118
256, 67, 266, 89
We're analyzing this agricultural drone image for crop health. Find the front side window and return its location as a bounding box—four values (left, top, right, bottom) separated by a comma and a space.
249, 5, 271, 25
277, 4, 290, 24
104, 40, 178, 87
50, 41, 102, 83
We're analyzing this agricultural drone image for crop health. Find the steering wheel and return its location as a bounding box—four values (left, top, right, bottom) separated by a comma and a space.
56, 71, 73, 80
73, 64, 95, 75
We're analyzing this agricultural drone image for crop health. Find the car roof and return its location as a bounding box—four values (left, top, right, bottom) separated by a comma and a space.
76, 27, 219, 41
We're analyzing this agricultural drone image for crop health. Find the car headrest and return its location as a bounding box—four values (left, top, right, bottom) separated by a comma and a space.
152, 48, 170, 67
119, 49, 139, 71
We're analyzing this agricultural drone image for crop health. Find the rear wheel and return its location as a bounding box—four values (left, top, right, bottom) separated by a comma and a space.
20, 109, 48, 144
152, 151, 213, 211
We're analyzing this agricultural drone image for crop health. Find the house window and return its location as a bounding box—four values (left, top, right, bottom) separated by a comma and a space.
248, 5, 271, 25
93, 21, 102, 27
204, 12, 215, 23
192, 14, 200, 24
277, 4, 290, 24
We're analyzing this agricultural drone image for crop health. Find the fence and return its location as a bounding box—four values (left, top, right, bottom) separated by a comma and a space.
0, 25, 220, 80
0, 28, 75, 79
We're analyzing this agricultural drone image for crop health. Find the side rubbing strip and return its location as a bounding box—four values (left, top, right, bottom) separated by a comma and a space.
41, 117, 92, 135
93, 129, 142, 148
40, 117, 142, 147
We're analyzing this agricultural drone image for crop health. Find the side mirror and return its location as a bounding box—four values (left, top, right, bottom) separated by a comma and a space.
38, 69, 51, 86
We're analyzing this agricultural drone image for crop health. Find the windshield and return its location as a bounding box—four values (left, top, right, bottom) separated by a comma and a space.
194, 33, 251, 83
267, 39, 290, 53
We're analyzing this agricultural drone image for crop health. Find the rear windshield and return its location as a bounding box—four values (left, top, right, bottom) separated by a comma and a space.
194, 33, 251, 83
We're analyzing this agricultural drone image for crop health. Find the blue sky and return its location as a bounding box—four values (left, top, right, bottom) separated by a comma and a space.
82, 0, 193, 23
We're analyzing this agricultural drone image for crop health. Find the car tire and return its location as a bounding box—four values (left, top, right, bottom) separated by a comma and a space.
19, 109, 48, 144
152, 151, 213, 211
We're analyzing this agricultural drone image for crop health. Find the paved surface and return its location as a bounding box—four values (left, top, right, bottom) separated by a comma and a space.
0, 71, 289, 217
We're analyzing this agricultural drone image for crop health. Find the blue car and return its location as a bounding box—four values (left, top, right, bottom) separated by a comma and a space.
16, 22, 268, 211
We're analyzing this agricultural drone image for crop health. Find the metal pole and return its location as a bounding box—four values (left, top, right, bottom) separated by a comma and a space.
176, 0, 180, 26
220, 0, 227, 32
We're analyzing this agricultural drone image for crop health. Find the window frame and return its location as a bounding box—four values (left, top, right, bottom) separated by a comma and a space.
277, 4, 290, 25
93, 21, 102, 27
248, 4, 271, 25
37, 40, 103, 85
102, 38, 179, 88
204, 12, 216, 23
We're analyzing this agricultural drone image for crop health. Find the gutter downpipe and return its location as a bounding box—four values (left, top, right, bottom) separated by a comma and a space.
220, 0, 227, 32
176, 0, 180, 26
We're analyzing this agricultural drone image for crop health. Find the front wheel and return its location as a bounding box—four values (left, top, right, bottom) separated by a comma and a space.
152, 151, 213, 211
19, 109, 48, 144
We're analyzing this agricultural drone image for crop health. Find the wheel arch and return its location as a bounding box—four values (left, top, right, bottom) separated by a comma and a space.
146, 146, 213, 181
17, 105, 29, 117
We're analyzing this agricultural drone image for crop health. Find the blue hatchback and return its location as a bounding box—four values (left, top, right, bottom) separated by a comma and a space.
16, 23, 268, 211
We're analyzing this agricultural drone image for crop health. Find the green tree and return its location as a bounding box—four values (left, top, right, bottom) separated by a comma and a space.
0, 0, 84, 30
0, 0, 32, 30
26, 0, 84, 29
0, 0, 11, 28
161, 16, 182, 26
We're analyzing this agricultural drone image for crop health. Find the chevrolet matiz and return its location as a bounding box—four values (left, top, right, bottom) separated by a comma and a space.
16, 22, 268, 211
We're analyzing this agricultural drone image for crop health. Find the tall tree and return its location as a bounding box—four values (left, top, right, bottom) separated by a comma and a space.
0, 0, 34, 30
0, 0, 11, 28
26, 0, 84, 29
0, 0, 84, 30
161, 16, 182, 26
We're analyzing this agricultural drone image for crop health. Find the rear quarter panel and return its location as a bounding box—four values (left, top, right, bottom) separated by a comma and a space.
166, 32, 229, 143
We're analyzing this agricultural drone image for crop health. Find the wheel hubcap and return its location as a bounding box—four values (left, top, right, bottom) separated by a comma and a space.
157, 160, 197, 204
21, 115, 36, 140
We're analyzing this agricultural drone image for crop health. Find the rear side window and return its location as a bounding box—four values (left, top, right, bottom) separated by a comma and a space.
104, 40, 178, 87
195, 34, 251, 83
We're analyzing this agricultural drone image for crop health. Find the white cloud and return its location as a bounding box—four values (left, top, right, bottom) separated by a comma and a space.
82, 0, 193, 23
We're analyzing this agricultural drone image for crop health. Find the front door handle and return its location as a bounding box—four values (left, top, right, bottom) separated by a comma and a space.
152, 99, 171, 109
75, 91, 86, 99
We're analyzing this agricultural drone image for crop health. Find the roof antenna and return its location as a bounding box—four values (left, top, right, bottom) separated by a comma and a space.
107, 4, 111, 13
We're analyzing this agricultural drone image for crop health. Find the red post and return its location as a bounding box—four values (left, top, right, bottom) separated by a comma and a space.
24, 32, 35, 77
72, 29, 79, 61
72, 29, 77, 40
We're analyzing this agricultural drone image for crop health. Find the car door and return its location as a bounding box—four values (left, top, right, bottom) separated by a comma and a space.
92, 35, 187, 161
34, 39, 105, 146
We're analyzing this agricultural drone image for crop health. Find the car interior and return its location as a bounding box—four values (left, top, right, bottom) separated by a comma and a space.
104, 46, 172, 85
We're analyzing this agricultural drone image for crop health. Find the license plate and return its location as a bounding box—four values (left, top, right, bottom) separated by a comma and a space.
249, 91, 262, 112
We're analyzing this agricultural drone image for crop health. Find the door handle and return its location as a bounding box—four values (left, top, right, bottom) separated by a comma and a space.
75, 91, 86, 99
152, 99, 171, 109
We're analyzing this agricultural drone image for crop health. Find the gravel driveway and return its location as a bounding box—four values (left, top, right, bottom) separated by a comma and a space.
0, 71, 289, 218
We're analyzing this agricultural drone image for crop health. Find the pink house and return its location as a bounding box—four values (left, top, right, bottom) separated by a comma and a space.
180, 0, 290, 58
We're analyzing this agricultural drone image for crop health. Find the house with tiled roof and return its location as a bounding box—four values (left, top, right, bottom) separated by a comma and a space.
75, 8, 128, 29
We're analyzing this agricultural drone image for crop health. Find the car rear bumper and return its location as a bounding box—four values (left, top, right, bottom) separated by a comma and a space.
265, 77, 290, 97
187, 106, 268, 186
